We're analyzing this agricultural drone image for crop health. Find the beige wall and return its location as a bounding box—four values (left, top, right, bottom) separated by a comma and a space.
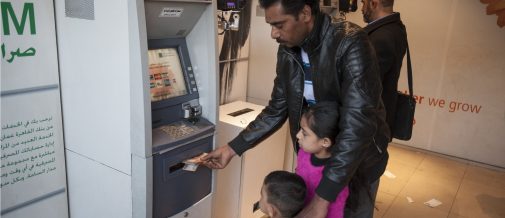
246, 0, 278, 106
246, 0, 505, 167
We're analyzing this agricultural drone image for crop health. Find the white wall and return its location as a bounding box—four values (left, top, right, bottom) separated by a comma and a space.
217, 7, 252, 105
247, 0, 505, 167
246, 0, 278, 106
65, 151, 132, 218
56, 0, 131, 174
55, 0, 133, 217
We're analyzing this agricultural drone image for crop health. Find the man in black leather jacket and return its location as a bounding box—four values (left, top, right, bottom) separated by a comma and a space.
362, 0, 407, 139
203, 0, 390, 217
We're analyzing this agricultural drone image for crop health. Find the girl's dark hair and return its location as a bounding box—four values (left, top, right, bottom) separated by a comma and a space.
302, 101, 340, 145
263, 171, 306, 218
259, 0, 320, 18
302, 101, 371, 212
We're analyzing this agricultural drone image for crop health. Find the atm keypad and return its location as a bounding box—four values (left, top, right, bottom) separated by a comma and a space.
160, 124, 195, 139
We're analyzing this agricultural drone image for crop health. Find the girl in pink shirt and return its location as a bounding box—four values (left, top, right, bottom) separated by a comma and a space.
295, 101, 349, 218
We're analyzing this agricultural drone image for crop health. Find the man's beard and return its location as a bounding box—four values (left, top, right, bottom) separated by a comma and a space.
363, 5, 373, 23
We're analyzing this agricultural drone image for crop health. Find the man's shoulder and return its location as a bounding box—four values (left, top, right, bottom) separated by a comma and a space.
331, 19, 364, 35
324, 19, 368, 46
368, 21, 406, 44
365, 13, 405, 35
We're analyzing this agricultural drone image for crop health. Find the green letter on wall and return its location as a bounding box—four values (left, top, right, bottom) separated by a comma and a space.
1, 2, 36, 35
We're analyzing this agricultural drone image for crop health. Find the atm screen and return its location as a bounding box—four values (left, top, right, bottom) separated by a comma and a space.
148, 48, 188, 102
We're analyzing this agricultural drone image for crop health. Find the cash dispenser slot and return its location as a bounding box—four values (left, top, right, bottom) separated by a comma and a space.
168, 162, 185, 173
153, 136, 212, 218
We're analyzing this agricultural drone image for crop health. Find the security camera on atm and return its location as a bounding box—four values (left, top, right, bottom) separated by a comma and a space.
320, 0, 358, 19
218, 0, 246, 11
217, 0, 247, 33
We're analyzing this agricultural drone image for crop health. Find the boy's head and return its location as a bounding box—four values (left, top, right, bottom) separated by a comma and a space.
259, 171, 306, 218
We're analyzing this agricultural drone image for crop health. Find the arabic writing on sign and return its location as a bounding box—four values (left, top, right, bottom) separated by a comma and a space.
1, 116, 58, 188
1, 43, 36, 63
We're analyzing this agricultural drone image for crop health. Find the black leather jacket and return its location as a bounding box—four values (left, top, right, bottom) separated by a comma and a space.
229, 13, 390, 201
364, 13, 407, 138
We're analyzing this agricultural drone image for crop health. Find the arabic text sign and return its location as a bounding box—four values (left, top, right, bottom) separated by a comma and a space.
1, 116, 58, 188
1, 2, 37, 63
1, 43, 36, 63
1, 1, 68, 217
1, 90, 68, 213
1, 1, 59, 92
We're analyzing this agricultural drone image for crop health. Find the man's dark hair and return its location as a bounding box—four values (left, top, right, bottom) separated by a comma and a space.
302, 101, 340, 145
380, 0, 394, 7
263, 171, 306, 218
259, 0, 320, 18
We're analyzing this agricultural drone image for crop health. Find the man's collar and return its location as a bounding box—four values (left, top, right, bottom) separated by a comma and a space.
364, 12, 401, 33
299, 12, 328, 55
368, 12, 395, 25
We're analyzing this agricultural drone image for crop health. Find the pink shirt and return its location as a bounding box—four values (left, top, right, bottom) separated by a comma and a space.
295, 149, 349, 218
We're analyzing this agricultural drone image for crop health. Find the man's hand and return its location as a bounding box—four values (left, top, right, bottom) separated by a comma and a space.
294, 194, 330, 218
481, 0, 505, 27
201, 144, 236, 169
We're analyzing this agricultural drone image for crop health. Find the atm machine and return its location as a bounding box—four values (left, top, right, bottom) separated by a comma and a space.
55, 0, 217, 217
148, 38, 214, 218
141, 1, 217, 218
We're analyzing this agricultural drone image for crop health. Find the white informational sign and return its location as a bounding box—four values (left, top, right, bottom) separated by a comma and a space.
1, 1, 69, 217
1, 91, 68, 217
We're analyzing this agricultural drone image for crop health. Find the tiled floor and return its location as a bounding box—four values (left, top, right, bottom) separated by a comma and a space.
374, 143, 505, 218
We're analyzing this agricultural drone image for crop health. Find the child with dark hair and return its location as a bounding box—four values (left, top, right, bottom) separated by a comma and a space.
259, 171, 307, 218
295, 101, 350, 218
